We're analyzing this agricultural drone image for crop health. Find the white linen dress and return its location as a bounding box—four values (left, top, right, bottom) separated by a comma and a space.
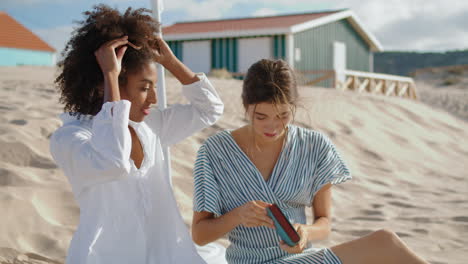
50, 73, 224, 264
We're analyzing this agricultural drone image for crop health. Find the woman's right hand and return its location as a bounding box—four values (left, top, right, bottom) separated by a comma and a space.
94, 36, 129, 76
235, 200, 275, 229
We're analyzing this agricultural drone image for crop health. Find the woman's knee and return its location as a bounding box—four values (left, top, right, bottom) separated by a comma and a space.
371, 228, 400, 245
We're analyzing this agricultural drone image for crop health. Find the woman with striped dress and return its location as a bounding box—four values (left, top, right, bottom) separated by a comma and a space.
191, 59, 429, 264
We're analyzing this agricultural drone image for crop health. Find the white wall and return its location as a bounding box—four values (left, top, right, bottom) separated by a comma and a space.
238, 37, 273, 73
0, 47, 55, 66
182, 40, 211, 74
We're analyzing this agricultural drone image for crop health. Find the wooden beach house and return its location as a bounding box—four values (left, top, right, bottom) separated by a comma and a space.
163, 9, 417, 99
0, 12, 56, 66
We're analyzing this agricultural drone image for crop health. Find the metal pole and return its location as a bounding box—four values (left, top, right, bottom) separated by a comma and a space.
150, 0, 172, 186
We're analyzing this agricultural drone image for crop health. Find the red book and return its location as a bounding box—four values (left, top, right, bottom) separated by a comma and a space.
268, 204, 300, 244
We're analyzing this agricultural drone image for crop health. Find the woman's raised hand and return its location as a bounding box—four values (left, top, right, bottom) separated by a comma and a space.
151, 37, 175, 66
234, 200, 275, 229
94, 36, 129, 76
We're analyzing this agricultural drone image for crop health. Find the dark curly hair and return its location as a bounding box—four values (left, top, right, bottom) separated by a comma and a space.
55, 4, 161, 118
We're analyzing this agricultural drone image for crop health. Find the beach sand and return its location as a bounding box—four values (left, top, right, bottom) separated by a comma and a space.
1, 66, 467, 264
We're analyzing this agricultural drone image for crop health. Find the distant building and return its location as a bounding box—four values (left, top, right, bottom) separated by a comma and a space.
0, 11, 56, 66
163, 9, 383, 87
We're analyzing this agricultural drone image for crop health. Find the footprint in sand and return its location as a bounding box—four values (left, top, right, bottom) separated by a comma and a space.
424, 140, 442, 150
344, 229, 374, 237
335, 121, 352, 135
360, 147, 384, 162
360, 209, 384, 216
36, 87, 55, 94
40, 94, 53, 100
369, 179, 390, 187
2, 86, 16, 91
9, 119, 27, 126
349, 216, 385, 222
452, 216, 468, 222
0, 105, 16, 111
432, 119, 464, 133
22, 252, 62, 264
0, 168, 31, 187
400, 217, 434, 224
382, 192, 398, 198
372, 102, 404, 122
40, 127, 54, 139
350, 118, 363, 127
385, 131, 409, 144
395, 232, 412, 238
397, 106, 434, 129
376, 167, 393, 173
371, 203, 384, 209
388, 201, 418, 209
412, 228, 429, 234
412, 189, 444, 196
445, 200, 468, 204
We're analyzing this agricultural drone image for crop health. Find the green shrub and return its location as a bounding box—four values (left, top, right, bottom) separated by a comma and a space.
442, 76, 460, 86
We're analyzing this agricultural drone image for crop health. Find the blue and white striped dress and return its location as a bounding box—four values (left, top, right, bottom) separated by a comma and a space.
193, 125, 351, 264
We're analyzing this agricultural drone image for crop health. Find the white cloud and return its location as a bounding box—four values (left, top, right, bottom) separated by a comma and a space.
18, 0, 468, 52
158, 0, 468, 50
35, 25, 74, 55
164, 0, 247, 20
337, 0, 468, 31
252, 8, 278, 17
1, 0, 72, 4
329, 0, 468, 50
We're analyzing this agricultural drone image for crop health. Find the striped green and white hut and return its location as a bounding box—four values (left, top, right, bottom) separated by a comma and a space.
163, 9, 383, 87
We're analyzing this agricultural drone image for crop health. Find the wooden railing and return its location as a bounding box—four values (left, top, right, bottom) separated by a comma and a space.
225, 69, 418, 100
296, 69, 418, 100
337, 70, 417, 100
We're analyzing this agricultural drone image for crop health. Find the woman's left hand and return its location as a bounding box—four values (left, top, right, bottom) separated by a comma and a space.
152, 37, 175, 67
279, 224, 309, 254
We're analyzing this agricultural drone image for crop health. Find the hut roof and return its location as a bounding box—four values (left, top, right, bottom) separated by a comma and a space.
0, 12, 55, 52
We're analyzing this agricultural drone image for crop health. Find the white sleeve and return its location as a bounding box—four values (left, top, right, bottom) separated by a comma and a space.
49, 100, 132, 196
145, 73, 224, 146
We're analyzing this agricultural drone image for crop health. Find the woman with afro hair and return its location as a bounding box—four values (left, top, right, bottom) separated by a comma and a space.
50, 4, 223, 264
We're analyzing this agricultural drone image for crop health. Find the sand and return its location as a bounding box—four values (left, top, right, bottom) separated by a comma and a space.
414, 65, 468, 121
0, 66, 467, 264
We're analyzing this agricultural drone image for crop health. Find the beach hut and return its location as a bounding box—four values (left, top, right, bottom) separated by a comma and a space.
163, 9, 383, 87
0, 11, 56, 66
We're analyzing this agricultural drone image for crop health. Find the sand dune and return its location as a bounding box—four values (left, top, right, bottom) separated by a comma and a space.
1, 66, 467, 264
414, 65, 468, 121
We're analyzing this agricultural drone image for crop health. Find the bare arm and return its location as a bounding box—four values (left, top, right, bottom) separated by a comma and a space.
94, 35, 129, 103
192, 201, 275, 246
192, 210, 240, 246
304, 183, 333, 241
279, 183, 333, 253
154, 38, 199, 85
162, 55, 199, 85
102, 72, 120, 103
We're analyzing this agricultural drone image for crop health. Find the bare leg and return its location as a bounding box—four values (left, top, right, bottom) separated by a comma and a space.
330, 229, 429, 264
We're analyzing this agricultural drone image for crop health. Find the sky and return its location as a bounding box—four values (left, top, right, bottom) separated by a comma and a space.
2, 0, 468, 54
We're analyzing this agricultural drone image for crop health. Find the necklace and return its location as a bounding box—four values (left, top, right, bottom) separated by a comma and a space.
245, 126, 288, 160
